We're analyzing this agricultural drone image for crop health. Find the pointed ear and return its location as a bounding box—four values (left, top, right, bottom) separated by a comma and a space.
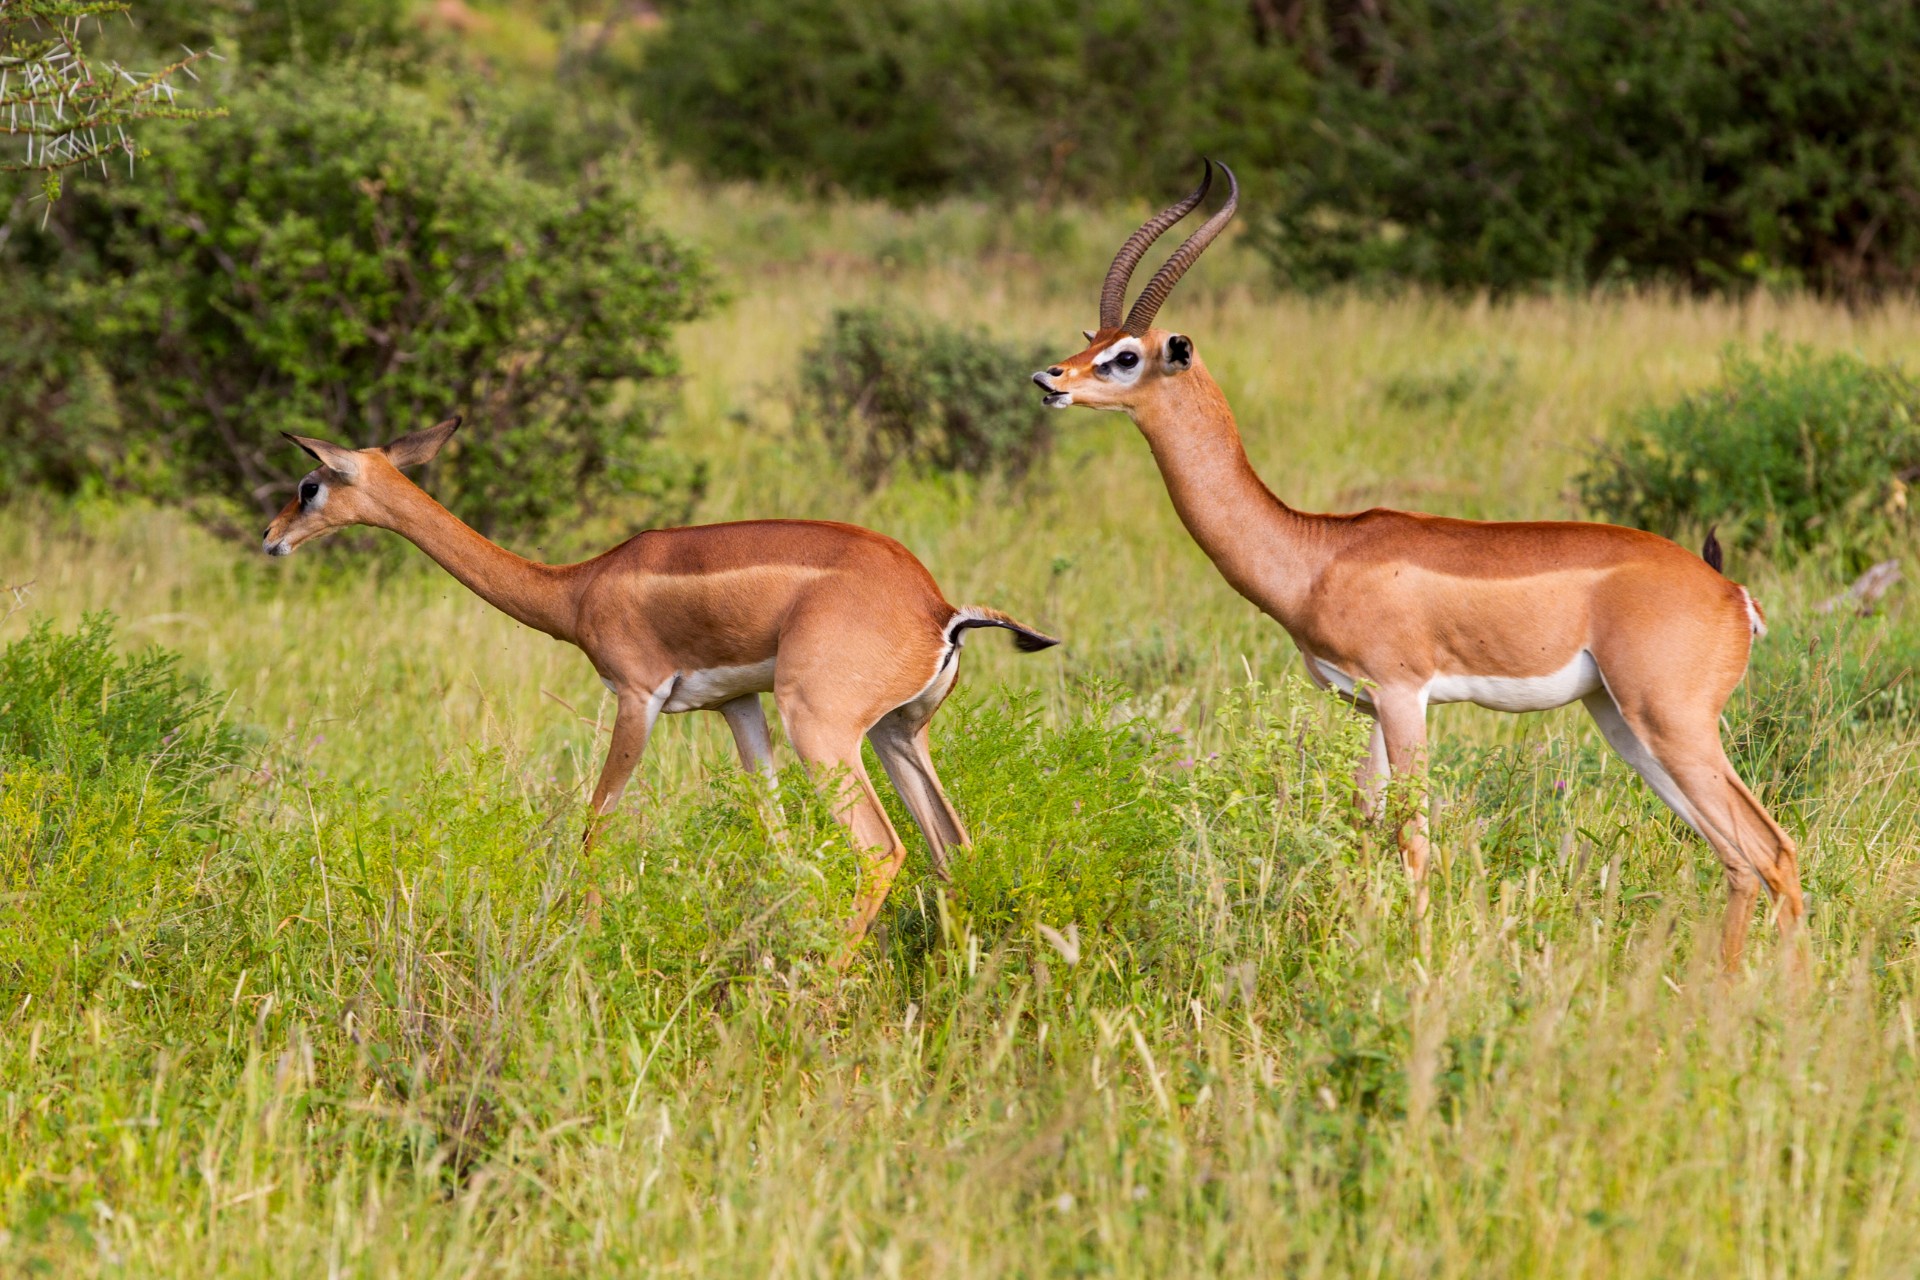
283, 432, 362, 478
1083, 329, 1099, 343
383, 417, 461, 469
1164, 333, 1195, 371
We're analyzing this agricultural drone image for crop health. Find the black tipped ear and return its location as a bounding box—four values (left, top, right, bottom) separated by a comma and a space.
1083, 329, 1099, 343
1165, 334, 1195, 371
283, 432, 361, 477
383, 416, 461, 469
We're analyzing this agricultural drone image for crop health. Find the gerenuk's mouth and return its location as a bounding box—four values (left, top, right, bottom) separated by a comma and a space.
1032, 371, 1070, 408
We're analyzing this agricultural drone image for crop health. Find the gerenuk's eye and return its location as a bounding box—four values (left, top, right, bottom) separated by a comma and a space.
1115, 350, 1140, 369
299, 480, 320, 503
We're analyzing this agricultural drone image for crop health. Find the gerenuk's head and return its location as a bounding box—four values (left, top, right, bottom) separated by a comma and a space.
1032, 160, 1237, 415
262, 417, 460, 556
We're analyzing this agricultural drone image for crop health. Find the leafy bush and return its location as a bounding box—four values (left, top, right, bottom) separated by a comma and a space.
0, 283, 123, 498
798, 307, 1054, 488
631, 0, 1307, 204
1259, 0, 1920, 294
0, 615, 249, 993
0, 613, 246, 798
935, 690, 1181, 943
1578, 344, 1920, 565
5, 61, 709, 539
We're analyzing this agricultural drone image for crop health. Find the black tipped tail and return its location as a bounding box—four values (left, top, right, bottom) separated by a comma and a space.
947, 607, 1060, 653
1702, 525, 1724, 574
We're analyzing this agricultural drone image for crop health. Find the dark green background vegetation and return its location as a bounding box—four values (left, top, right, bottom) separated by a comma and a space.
6, 0, 1918, 539
637, 0, 1920, 295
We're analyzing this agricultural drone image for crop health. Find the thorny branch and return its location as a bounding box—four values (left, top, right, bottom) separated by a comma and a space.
1, 0, 221, 193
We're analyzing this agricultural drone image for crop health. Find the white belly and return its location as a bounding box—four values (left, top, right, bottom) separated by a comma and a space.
1426, 651, 1601, 712
660, 658, 778, 713
1310, 650, 1601, 714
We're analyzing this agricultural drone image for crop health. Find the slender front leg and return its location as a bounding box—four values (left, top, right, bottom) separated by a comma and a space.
1355, 713, 1389, 822
581, 689, 660, 922
1371, 686, 1432, 915
718, 694, 788, 844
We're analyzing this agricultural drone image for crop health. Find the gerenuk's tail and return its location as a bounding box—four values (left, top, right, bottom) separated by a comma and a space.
946, 606, 1060, 652
1702, 525, 1724, 574
1702, 526, 1768, 637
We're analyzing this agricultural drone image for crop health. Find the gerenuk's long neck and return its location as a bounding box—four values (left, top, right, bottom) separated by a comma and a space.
374, 480, 584, 643
1128, 363, 1330, 629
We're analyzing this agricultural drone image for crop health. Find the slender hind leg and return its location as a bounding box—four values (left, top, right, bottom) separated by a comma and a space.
1582, 686, 1804, 970
719, 694, 788, 843
867, 706, 968, 881
776, 690, 908, 966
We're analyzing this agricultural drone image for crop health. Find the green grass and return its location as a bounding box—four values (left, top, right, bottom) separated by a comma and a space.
3, 178, 1920, 1276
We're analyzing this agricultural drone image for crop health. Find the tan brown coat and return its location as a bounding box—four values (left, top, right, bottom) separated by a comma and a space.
263, 421, 1057, 961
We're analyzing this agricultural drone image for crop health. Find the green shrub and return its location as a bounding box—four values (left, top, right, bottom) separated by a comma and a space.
6, 61, 709, 539
0, 283, 123, 499
1259, 0, 1920, 294
1577, 344, 1920, 566
935, 690, 1181, 944
798, 306, 1054, 488
0, 613, 246, 799
0, 615, 249, 994
631, 0, 1307, 204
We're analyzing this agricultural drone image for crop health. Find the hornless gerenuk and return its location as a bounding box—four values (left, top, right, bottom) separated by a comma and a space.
262, 421, 1057, 963
1033, 161, 1804, 970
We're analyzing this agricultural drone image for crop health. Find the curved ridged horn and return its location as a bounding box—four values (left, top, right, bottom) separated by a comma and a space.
1122, 161, 1239, 337
1098, 161, 1213, 330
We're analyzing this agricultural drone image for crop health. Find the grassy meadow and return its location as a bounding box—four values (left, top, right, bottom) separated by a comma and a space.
4, 179, 1920, 1275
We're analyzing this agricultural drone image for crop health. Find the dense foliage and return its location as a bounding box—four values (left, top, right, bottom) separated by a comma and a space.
634, 0, 1920, 294
798, 306, 1056, 488
105, 0, 417, 68
1579, 344, 1920, 566
3, 61, 708, 538
1265, 0, 1920, 294
0, 612, 245, 795
631, 0, 1307, 205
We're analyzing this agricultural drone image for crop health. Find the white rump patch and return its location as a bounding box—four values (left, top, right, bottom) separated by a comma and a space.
660, 659, 778, 714
1740, 587, 1768, 638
